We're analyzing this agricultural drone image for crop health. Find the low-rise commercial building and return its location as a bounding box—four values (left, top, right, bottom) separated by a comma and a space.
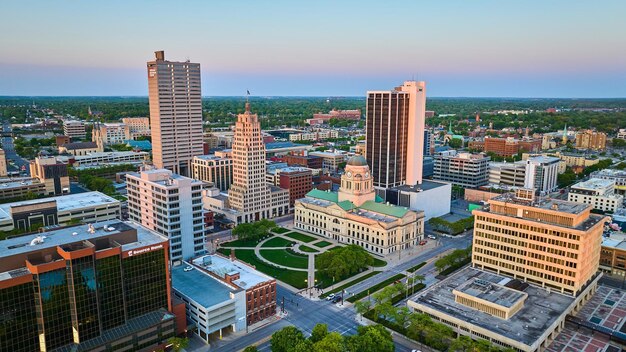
0, 221, 177, 352
434, 152, 490, 188
92, 122, 127, 150
283, 154, 323, 169
591, 169, 626, 195
600, 232, 626, 277
277, 167, 313, 208
0, 178, 46, 200
0, 191, 120, 232
489, 161, 526, 187
57, 151, 150, 166
192, 155, 233, 192
568, 178, 623, 213
309, 151, 347, 172
122, 117, 151, 139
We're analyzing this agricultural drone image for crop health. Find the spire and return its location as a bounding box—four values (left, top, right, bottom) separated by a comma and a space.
245, 89, 251, 113
245, 102, 251, 113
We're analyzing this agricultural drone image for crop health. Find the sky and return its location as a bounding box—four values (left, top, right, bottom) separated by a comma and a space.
1, 0, 625, 97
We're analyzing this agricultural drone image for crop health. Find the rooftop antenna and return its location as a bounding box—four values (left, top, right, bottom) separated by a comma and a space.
245, 89, 251, 112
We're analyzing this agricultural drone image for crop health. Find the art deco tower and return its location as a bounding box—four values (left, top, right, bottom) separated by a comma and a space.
228, 102, 273, 222
366, 81, 426, 188
147, 50, 203, 177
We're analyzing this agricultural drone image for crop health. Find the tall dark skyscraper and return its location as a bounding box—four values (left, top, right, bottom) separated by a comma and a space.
366, 81, 426, 189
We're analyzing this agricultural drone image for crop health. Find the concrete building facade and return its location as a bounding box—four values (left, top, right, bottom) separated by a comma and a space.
524, 156, 560, 195
433, 152, 490, 188
126, 168, 205, 264
148, 51, 203, 177
29, 156, 70, 196
575, 130, 607, 151
192, 155, 233, 192
568, 178, 623, 213
62, 120, 86, 139
92, 123, 127, 150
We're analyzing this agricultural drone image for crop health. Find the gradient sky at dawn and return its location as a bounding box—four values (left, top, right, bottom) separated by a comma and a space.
1, 0, 625, 97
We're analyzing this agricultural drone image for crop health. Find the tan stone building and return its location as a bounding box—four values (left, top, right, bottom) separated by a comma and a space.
294, 155, 424, 256
408, 189, 607, 351
29, 156, 70, 196
147, 51, 203, 177
575, 130, 607, 151
122, 117, 151, 139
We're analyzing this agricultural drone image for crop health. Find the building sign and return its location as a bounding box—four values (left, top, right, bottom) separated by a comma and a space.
126, 244, 163, 257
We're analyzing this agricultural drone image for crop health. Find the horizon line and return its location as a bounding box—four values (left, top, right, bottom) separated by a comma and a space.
2, 95, 626, 100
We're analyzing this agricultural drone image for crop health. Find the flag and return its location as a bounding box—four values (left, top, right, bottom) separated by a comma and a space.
247, 90, 250, 96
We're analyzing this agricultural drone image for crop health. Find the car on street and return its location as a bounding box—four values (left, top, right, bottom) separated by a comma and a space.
419, 240, 427, 245
326, 293, 335, 301
427, 235, 436, 240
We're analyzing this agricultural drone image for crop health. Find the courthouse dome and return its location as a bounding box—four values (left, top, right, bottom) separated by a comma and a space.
346, 155, 368, 167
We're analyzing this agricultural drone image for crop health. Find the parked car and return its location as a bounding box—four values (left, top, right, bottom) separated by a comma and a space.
419, 240, 427, 245
332, 296, 342, 303
427, 235, 436, 240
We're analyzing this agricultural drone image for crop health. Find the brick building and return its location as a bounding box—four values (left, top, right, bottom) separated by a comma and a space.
279, 168, 313, 207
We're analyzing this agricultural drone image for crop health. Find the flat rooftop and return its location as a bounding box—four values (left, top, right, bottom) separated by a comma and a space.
191, 254, 272, 290
571, 178, 615, 190
0, 178, 41, 190
455, 278, 526, 308
592, 169, 626, 178
171, 265, 238, 308
391, 179, 451, 192
265, 141, 311, 150
0, 220, 165, 260
412, 266, 575, 347
0, 191, 119, 223
492, 193, 590, 215
527, 155, 560, 164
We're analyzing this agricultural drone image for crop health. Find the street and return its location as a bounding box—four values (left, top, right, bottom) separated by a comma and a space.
206, 233, 473, 352
1, 122, 31, 176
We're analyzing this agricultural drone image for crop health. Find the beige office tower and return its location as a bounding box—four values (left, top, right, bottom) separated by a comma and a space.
366, 81, 426, 188
472, 188, 608, 296
227, 102, 289, 223
147, 51, 203, 177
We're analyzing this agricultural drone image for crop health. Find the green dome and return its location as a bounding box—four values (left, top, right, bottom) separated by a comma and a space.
347, 155, 368, 166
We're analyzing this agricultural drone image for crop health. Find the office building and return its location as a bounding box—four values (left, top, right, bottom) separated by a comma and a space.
92, 122, 127, 150
0, 148, 6, 177
489, 161, 526, 187
590, 169, 626, 195
122, 117, 151, 140
366, 81, 426, 188
423, 130, 434, 156
433, 152, 490, 188
408, 189, 607, 351
0, 191, 120, 232
126, 168, 205, 264
278, 167, 313, 208
148, 50, 203, 176
29, 156, 70, 196
568, 178, 623, 213
190, 254, 277, 326
524, 156, 560, 195
0, 221, 177, 352
264, 141, 313, 157
192, 155, 233, 192
283, 154, 323, 169
58, 141, 102, 156
575, 130, 607, 151
477, 137, 542, 157
376, 180, 451, 221
172, 261, 246, 343
223, 102, 289, 224
295, 155, 424, 256
309, 150, 346, 172
62, 120, 86, 139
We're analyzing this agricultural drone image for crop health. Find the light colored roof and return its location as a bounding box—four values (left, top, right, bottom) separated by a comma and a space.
359, 200, 410, 218
0, 191, 119, 223
191, 254, 272, 290
305, 189, 408, 218
306, 189, 338, 203
171, 265, 237, 308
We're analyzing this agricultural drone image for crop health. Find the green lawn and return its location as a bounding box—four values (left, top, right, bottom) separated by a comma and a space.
319, 271, 381, 298
299, 245, 319, 253
346, 273, 406, 303
261, 237, 295, 248
220, 237, 265, 247
259, 249, 310, 269
284, 232, 317, 243
216, 248, 307, 289
407, 261, 427, 273
272, 227, 290, 234
371, 257, 387, 267
313, 240, 333, 248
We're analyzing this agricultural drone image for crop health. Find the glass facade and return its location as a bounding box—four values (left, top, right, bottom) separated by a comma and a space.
122, 249, 168, 318
67, 256, 100, 342
34, 268, 73, 350
96, 255, 126, 330
0, 281, 38, 352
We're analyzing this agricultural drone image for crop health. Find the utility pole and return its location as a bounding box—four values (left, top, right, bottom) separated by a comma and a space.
281, 296, 285, 313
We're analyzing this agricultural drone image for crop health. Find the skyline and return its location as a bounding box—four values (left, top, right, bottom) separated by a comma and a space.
1, 0, 626, 97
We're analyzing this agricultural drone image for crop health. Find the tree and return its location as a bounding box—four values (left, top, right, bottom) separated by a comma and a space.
243, 346, 259, 352
316, 245, 374, 282
312, 332, 344, 352
345, 325, 393, 352
292, 339, 313, 352
310, 323, 328, 344
449, 335, 473, 352
167, 337, 189, 352
354, 300, 371, 320
271, 326, 305, 352
448, 138, 463, 149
